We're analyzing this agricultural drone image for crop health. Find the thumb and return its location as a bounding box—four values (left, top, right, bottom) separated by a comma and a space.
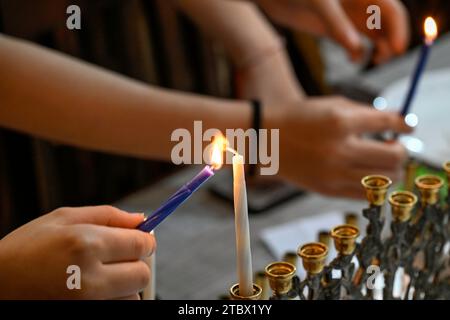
313, 0, 363, 61
63, 205, 146, 228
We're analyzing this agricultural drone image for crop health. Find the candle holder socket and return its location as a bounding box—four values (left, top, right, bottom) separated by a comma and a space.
229, 283, 262, 300
444, 162, 450, 189
361, 175, 392, 206
318, 230, 331, 247
265, 262, 296, 296
345, 213, 359, 227
331, 224, 360, 255
388, 191, 417, 222
415, 175, 444, 206
283, 252, 298, 267
298, 242, 328, 275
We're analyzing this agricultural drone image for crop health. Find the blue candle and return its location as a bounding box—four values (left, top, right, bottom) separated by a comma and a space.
400, 17, 437, 117
400, 44, 430, 116
137, 166, 215, 232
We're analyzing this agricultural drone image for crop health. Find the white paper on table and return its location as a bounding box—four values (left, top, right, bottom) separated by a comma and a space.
381, 68, 450, 167
260, 211, 363, 279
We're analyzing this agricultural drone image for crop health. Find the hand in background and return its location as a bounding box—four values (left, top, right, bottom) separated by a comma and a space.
256, 0, 410, 63
0, 206, 155, 299
266, 96, 412, 198
178, 0, 305, 105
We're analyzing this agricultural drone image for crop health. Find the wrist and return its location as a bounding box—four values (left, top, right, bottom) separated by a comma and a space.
262, 101, 286, 131
237, 48, 305, 104
236, 37, 286, 71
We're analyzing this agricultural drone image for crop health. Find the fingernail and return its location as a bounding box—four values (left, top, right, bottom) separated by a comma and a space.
131, 213, 146, 220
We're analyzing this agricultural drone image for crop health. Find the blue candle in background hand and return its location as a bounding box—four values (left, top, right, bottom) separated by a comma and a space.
400, 17, 438, 117
137, 139, 224, 232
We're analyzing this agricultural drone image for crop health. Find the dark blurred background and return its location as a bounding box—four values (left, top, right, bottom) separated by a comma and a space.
0, 0, 449, 237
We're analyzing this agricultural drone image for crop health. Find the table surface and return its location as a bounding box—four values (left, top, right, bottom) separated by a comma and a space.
115, 34, 450, 300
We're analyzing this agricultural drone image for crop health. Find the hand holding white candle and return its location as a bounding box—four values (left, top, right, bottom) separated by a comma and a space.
232, 153, 253, 297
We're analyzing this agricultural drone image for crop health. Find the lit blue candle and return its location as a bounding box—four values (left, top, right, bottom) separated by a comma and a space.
400, 17, 438, 117
137, 166, 215, 232
137, 139, 224, 232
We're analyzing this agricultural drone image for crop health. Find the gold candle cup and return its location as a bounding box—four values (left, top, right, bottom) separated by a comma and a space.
265, 262, 296, 296
298, 242, 328, 275
444, 162, 450, 189
345, 213, 359, 227
389, 191, 417, 222
405, 160, 419, 192
415, 175, 444, 206
331, 224, 360, 255
318, 230, 331, 247
361, 175, 392, 206
283, 252, 298, 268
229, 283, 262, 300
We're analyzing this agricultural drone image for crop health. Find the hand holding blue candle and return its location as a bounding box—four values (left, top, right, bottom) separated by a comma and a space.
400, 17, 438, 117
137, 138, 225, 232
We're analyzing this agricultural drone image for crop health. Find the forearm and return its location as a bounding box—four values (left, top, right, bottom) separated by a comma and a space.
178, 0, 280, 66
178, 0, 305, 103
0, 34, 251, 161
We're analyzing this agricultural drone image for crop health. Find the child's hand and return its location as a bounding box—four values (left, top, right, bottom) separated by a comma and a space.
0, 206, 155, 299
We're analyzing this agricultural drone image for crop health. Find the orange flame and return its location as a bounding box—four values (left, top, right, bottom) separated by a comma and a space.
210, 136, 227, 170
424, 17, 438, 43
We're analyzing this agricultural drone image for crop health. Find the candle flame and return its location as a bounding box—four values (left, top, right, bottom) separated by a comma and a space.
424, 17, 438, 43
210, 136, 227, 170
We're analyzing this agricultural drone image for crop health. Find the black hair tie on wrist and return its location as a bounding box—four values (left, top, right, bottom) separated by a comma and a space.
249, 99, 261, 177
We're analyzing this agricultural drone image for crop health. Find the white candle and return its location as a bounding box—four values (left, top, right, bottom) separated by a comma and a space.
142, 231, 156, 300
232, 153, 253, 296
